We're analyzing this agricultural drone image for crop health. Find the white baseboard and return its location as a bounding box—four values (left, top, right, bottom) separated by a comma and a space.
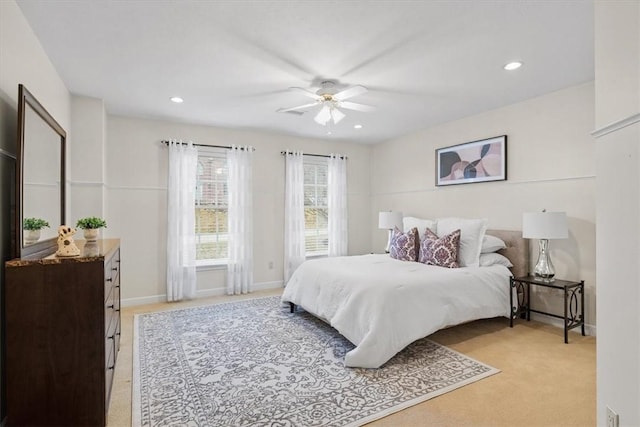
529, 312, 597, 337
121, 294, 166, 307
121, 280, 284, 307
252, 280, 285, 291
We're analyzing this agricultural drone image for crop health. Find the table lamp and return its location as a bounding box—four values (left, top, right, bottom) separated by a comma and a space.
522, 210, 568, 282
378, 211, 403, 253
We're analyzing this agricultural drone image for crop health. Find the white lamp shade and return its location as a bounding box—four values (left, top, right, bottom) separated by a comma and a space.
378, 211, 403, 230
522, 211, 568, 239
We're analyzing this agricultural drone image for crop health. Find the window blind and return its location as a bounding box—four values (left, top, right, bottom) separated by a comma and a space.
304, 159, 329, 255
195, 152, 228, 261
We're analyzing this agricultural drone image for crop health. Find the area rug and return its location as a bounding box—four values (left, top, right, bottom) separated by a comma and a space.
133, 296, 499, 427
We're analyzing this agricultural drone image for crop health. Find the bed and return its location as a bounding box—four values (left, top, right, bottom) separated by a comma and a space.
281, 229, 528, 368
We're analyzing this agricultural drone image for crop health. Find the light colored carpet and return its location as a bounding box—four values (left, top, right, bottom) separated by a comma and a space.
132, 296, 500, 427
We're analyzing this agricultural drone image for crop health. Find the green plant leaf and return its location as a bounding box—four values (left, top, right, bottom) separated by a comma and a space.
75, 216, 107, 229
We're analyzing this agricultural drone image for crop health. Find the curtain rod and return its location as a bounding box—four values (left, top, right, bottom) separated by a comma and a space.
161, 140, 254, 151
280, 150, 347, 160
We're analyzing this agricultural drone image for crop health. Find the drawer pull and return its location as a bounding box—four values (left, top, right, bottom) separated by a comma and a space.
108, 335, 115, 340
107, 304, 114, 309
112, 267, 118, 271
106, 278, 112, 282
115, 309, 121, 312
108, 365, 115, 370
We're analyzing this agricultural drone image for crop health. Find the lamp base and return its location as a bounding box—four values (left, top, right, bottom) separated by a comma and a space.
533, 272, 555, 283
385, 229, 393, 253
533, 239, 555, 282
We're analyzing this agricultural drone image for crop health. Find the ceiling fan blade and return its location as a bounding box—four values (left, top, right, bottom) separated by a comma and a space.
290, 87, 322, 100
277, 102, 319, 113
333, 85, 367, 101
314, 105, 331, 126
338, 101, 376, 112
331, 108, 345, 124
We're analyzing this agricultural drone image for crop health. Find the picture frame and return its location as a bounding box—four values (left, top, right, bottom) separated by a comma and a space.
436, 135, 507, 186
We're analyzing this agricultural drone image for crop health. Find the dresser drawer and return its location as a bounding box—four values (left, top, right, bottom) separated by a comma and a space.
105, 324, 116, 363
113, 283, 121, 358
114, 274, 121, 312
114, 318, 121, 360
105, 287, 117, 338
110, 249, 121, 284
104, 260, 114, 300
105, 337, 116, 411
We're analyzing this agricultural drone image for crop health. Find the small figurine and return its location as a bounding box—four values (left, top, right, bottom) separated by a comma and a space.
56, 225, 81, 257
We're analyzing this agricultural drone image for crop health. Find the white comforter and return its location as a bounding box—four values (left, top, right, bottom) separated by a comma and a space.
281, 254, 512, 368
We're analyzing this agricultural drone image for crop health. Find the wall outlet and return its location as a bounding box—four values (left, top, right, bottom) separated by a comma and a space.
606, 406, 619, 427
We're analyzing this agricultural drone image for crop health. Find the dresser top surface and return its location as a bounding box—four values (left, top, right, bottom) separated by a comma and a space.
6, 238, 120, 267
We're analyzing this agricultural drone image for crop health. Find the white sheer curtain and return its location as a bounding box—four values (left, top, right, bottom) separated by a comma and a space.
227, 145, 253, 295
284, 151, 306, 282
328, 154, 348, 257
166, 140, 198, 302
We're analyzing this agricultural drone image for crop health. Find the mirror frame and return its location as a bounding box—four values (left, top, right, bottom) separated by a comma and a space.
16, 84, 66, 258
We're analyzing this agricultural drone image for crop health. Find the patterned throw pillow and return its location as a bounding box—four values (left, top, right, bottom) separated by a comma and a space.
419, 228, 461, 268
389, 227, 418, 262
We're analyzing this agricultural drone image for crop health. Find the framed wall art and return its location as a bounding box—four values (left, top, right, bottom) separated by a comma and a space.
436, 135, 507, 186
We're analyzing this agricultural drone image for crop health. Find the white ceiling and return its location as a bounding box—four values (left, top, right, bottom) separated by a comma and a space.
17, 0, 594, 144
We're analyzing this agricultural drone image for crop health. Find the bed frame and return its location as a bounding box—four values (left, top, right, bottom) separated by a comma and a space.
288, 229, 528, 314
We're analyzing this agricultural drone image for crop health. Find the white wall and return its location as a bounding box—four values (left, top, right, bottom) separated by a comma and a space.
0, 0, 70, 139
105, 116, 372, 304
69, 95, 107, 224
371, 82, 596, 330
594, 2, 640, 426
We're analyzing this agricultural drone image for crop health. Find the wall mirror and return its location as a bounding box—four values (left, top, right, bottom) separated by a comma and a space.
16, 84, 66, 258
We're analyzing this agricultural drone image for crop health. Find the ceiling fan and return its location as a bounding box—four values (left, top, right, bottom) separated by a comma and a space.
277, 80, 375, 126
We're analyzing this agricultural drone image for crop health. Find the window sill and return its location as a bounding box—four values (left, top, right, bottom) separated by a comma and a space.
306, 252, 328, 259
196, 259, 227, 271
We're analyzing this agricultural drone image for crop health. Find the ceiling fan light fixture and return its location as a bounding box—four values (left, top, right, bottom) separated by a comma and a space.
314, 105, 331, 126
331, 107, 345, 124
279, 82, 375, 127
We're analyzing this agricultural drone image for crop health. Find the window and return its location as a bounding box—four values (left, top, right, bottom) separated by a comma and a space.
195, 152, 228, 264
304, 159, 328, 255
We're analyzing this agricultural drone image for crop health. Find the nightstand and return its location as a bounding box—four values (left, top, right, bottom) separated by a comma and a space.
510, 275, 585, 343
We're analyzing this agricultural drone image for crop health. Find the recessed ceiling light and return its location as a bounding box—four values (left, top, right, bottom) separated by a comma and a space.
170, 96, 184, 103
354, 124, 363, 129
503, 61, 523, 71
327, 131, 332, 135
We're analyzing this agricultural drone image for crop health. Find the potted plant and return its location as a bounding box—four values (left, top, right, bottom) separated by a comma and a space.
76, 216, 107, 241
23, 217, 50, 244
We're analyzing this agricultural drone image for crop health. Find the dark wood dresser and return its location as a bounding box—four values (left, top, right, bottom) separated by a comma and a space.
4, 239, 121, 426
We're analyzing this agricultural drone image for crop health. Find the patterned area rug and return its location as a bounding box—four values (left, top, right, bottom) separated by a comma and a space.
133, 296, 499, 427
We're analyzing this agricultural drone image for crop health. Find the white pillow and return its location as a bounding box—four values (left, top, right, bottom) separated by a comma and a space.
403, 216, 436, 234
479, 252, 513, 268
436, 217, 487, 267
481, 235, 507, 253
